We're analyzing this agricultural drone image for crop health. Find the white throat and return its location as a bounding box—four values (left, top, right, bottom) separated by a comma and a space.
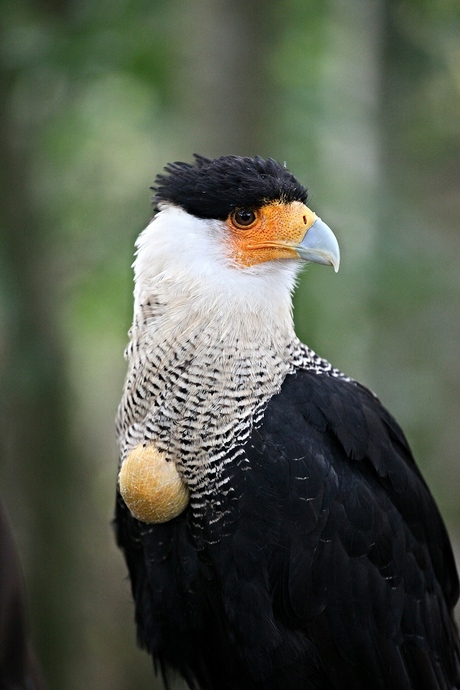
132, 205, 300, 348
128, 205, 304, 385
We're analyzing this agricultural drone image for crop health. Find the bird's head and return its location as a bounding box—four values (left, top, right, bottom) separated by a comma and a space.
133, 155, 339, 311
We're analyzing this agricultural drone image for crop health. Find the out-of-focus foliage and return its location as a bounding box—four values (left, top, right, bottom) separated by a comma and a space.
0, 0, 459, 688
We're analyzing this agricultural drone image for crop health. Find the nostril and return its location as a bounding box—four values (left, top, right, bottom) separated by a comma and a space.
303, 215, 307, 224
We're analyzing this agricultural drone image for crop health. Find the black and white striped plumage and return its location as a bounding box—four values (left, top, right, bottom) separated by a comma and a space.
115, 155, 460, 690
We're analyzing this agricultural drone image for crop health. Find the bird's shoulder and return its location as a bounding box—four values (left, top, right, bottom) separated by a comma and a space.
244, 366, 458, 603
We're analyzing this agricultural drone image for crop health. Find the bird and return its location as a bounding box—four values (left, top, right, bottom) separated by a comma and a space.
114, 154, 460, 690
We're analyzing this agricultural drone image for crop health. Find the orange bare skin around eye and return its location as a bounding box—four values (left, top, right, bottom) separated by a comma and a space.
226, 200, 317, 267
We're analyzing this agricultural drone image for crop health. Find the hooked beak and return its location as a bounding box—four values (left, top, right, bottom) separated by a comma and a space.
295, 216, 340, 273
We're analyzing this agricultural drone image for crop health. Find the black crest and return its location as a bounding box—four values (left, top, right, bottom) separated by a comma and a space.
151, 154, 308, 220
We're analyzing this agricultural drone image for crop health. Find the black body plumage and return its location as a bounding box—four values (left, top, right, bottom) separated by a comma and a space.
116, 370, 460, 689
115, 155, 460, 690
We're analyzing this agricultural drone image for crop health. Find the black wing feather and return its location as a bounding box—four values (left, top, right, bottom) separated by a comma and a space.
244, 369, 460, 689
115, 368, 460, 690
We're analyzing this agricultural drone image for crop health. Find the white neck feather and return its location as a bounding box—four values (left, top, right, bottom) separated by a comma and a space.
132, 205, 300, 354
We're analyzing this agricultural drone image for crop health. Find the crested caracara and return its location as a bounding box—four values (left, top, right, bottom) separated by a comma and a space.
115, 154, 460, 690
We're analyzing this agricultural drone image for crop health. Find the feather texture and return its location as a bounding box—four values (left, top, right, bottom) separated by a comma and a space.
115, 368, 460, 689
115, 155, 460, 690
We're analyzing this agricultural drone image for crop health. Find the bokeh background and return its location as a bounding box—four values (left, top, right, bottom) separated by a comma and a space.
1, 0, 459, 688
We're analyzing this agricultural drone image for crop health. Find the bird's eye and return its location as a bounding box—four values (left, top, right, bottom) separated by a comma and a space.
231, 209, 258, 229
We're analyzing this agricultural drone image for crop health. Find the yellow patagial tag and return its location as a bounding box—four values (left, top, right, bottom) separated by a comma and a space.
118, 444, 189, 524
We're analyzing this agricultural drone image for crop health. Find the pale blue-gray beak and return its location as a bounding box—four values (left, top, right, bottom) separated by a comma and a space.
296, 217, 340, 273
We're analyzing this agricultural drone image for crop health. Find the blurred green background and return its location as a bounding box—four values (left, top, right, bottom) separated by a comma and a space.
1, 0, 459, 688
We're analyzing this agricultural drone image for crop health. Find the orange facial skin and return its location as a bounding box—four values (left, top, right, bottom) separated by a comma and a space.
226, 200, 317, 267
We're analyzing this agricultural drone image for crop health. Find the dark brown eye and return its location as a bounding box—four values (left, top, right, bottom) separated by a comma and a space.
232, 208, 257, 228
